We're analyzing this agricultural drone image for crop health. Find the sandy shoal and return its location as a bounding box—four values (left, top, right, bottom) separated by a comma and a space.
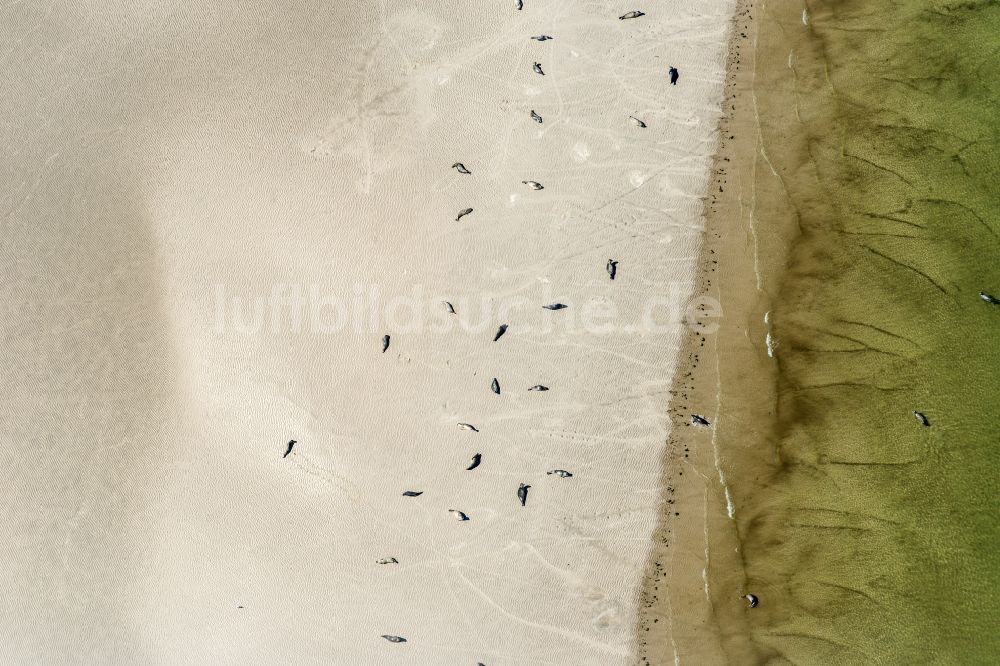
1, 1, 735, 663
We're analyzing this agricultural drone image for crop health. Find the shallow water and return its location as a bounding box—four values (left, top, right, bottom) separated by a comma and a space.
728, 0, 1000, 663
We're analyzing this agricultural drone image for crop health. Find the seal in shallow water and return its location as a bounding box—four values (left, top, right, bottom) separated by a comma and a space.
744, 593, 759, 608
981, 291, 999, 304
691, 414, 710, 426
913, 410, 930, 427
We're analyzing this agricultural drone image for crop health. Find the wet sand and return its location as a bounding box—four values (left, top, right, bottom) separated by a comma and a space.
0, 1, 739, 663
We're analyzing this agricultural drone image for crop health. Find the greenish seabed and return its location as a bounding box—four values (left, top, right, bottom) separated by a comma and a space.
731, 1, 1000, 663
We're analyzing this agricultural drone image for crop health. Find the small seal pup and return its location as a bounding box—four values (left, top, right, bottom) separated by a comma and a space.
376, 557, 398, 565
669, 66, 679, 85
402, 490, 423, 497
528, 385, 549, 391
607, 259, 618, 280
744, 593, 759, 608
382, 635, 407, 643
452, 162, 471, 174
466, 453, 482, 470
530, 110, 543, 123
491, 378, 501, 394
283, 439, 296, 458
981, 291, 1000, 304
493, 324, 508, 341
522, 180, 544, 190
533, 62, 545, 75
456, 208, 473, 221
629, 115, 647, 128
517, 483, 530, 506
449, 509, 470, 521
691, 414, 710, 426
547, 469, 573, 477
458, 423, 479, 432
381, 334, 390, 353
543, 303, 567, 310
531, 35, 553, 41
619, 10, 645, 19
913, 410, 930, 427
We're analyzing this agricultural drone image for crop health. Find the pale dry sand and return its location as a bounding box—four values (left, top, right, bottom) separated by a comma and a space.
1, 1, 734, 663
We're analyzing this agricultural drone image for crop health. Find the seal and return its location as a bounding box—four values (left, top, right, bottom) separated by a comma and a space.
607, 259, 618, 280
376, 557, 398, 565
619, 10, 645, 19
522, 180, 544, 190
456, 208, 474, 222
528, 385, 549, 391
449, 509, 471, 521
530, 110, 543, 123
517, 483, 530, 506
452, 162, 471, 174
531, 35, 553, 41
491, 378, 501, 394
533, 62, 545, 75
466, 453, 482, 470
668, 66, 679, 85
382, 635, 407, 643
981, 291, 1000, 304
381, 334, 391, 353
458, 423, 479, 432
543, 303, 567, 310
547, 469, 573, 477
691, 414, 710, 426
744, 593, 759, 608
629, 115, 647, 128
515, 0, 522, 9
913, 410, 930, 427
283, 439, 296, 458
493, 324, 508, 341
443, 301, 456, 314
402, 490, 423, 497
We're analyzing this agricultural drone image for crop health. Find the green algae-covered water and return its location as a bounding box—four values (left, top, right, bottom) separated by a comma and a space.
730, 0, 1000, 663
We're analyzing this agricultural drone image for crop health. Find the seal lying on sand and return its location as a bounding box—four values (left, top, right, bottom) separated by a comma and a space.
981, 291, 999, 304
381, 334, 391, 353
522, 180, 544, 190
913, 410, 930, 427
458, 423, 479, 432
607, 259, 618, 280
283, 439, 296, 458
517, 483, 530, 506
619, 10, 645, 19
531, 35, 553, 41
456, 208, 473, 221
547, 469, 573, 477
543, 303, 567, 310
402, 490, 423, 497
452, 162, 471, 174
528, 385, 549, 391
629, 116, 647, 128
449, 509, 470, 521
530, 110, 543, 123
376, 558, 398, 565
491, 378, 501, 394
533, 62, 545, 75
494, 324, 508, 341
466, 453, 482, 470
382, 635, 407, 643
669, 66, 679, 85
